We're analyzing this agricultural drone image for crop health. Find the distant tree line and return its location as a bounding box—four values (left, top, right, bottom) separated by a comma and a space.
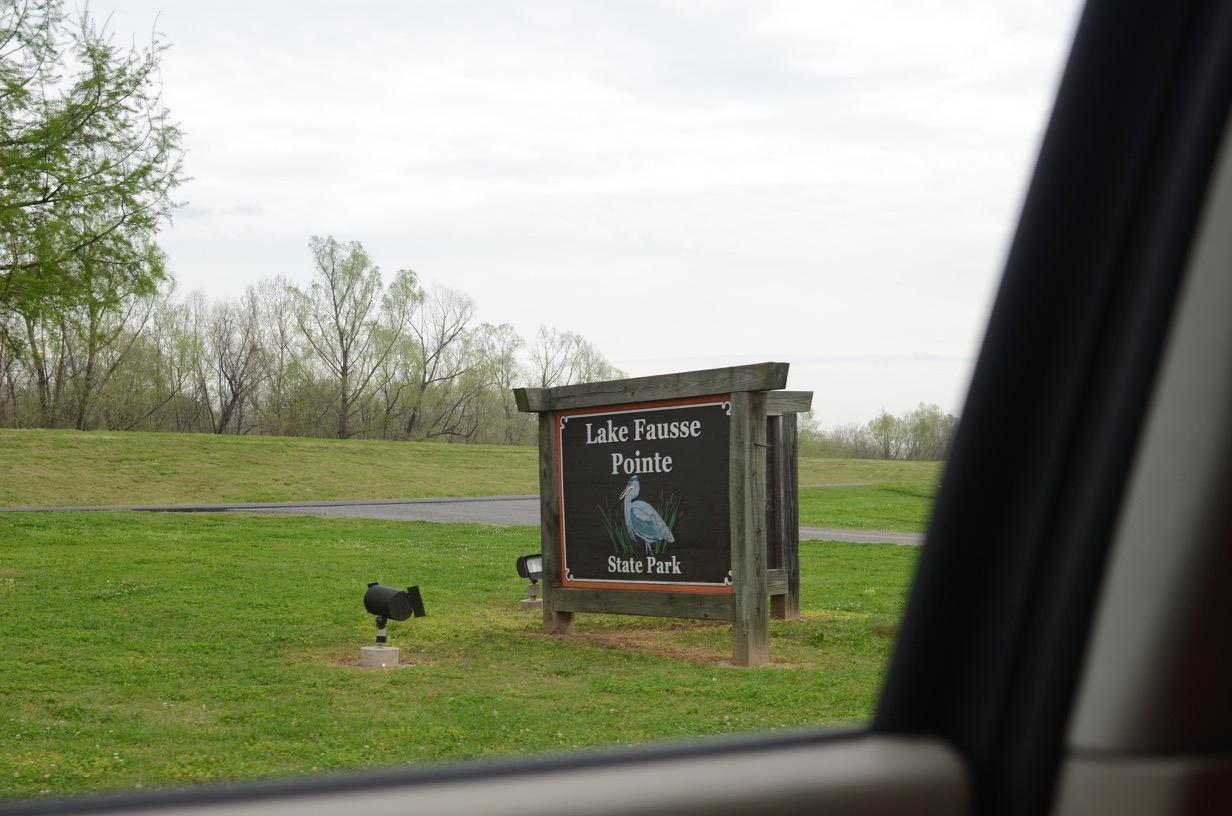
0, 234, 624, 442
799, 404, 958, 460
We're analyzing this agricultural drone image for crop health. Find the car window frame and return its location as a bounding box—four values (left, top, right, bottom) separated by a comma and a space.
6, 0, 1232, 813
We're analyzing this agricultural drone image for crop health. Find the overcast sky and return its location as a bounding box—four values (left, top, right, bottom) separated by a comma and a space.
101, 0, 1082, 426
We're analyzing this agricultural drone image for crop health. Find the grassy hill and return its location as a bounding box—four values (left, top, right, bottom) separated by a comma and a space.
0, 429, 943, 531
0, 430, 538, 506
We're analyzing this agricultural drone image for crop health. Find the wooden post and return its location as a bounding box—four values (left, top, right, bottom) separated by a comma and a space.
538, 412, 574, 634
766, 414, 784, 574
777, 412, 802, 620
731, 391, 769, 666
768, 413, 787, 620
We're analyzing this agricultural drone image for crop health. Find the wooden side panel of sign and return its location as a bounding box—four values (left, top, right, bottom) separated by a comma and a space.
730, 391, 769, 667
539, 412, 574, 634
766, 390, 813, 414
772, 412, 802, 620
766, 569, 787, 595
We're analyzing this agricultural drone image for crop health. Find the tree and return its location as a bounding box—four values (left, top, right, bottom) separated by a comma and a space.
902, 402, 958, 461
800, 405, 957, 460
0, 1, 183, 319
200, 293, 264, 434
475, 322, 529, 444
293, 236, 415, 438
55, 241, 163, 429
97, 289, 192, 432
529, 326, 624, 388
867, 411, 904, 460
251, 277, 312, 436
401, 285, 474, 439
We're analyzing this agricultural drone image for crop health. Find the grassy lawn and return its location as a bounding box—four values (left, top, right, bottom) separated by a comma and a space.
798, 485, 935, 533
797, 459, 942, 533
0, 512, 917, 800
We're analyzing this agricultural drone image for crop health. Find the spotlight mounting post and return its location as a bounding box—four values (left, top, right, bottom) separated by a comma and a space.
360, 581, 426, 667
374, 614, 389, 645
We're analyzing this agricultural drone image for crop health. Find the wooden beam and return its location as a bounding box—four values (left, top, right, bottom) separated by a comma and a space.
514, 388, 540, 413
771, 413, 802, 621
553, 589, 736, 621
767, 390, 814, 415
730, 390, 770, 666
513, 362, 789, 413
538, 413, 573, 635
767, 568, 787, 596
764, 414, 784, 573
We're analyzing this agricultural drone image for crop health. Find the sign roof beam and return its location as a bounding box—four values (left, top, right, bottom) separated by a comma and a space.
514, 362, 789, 413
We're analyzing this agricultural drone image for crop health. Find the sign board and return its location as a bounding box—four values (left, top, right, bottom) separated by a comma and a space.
514, 362, 808, 667
557, 396, 732, 592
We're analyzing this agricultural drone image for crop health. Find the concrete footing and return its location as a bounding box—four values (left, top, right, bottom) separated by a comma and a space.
360, 645, 400, 668
519, 598, 544, 611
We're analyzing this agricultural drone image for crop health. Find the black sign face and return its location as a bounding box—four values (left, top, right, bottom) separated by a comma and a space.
556, 396, 732, 592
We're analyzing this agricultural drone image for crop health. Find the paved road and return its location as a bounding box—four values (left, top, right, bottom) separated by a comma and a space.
0, 495, 922, 545
233, 495, 540, 526
798, 525, 922, 545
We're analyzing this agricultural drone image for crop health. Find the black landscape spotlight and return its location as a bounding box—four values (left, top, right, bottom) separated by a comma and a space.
363, 582, 426, 645
516, 553, 543, 608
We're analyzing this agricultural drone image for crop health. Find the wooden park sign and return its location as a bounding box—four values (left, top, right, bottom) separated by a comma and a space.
514, 362, 811, 666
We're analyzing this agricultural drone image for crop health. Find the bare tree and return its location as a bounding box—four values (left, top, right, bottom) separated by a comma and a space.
202, 294, 265, 434
400, 285, 476, 439
293, 236, 415, 438
184, 291, 214, 431
95, 291, 191, 432
530, 326, 624, 389
17, 307, 89, 428
0, 312, 20, 424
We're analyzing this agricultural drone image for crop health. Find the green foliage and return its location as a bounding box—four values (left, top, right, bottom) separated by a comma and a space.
0, 0, 183, 318
0, 512, 918, 797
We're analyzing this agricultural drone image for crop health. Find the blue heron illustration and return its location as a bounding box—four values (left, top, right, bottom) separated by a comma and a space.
618, 475, 675, 555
